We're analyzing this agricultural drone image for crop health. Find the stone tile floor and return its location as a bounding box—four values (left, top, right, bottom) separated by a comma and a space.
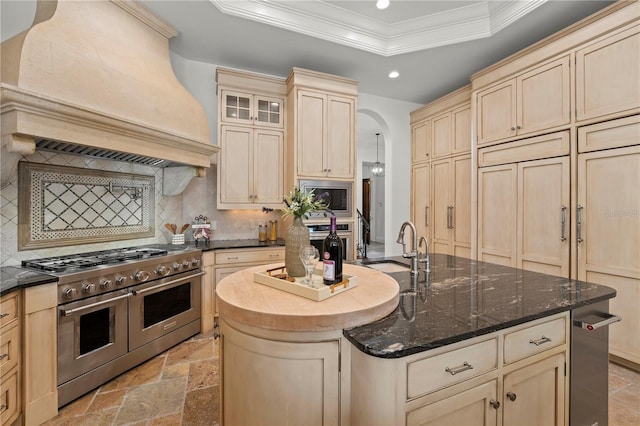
44, 330, 639, 426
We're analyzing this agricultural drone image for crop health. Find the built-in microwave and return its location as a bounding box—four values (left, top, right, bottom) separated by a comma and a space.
299, 180, 353, 218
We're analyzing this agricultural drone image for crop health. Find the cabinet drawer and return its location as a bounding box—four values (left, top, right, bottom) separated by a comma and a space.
407, 338, 498, 399
0, 292, 19, 329
504, 317, 566, 364
0, 367, 20, 426
215, 248, 285, 265
0, 325, 19, 376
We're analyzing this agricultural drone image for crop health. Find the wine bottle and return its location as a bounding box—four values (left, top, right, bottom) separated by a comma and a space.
322, 216, 343, 285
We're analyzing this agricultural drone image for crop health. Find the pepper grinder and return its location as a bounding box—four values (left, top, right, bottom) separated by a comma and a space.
269, 220, 278, 241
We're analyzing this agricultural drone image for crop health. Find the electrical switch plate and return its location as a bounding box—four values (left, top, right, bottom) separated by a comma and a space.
210, 220, 217, 230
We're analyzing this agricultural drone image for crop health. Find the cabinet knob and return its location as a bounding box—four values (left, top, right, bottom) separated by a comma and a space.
490, 399, 500, 409
506, 392, 517, 401
511, 126, 516, 131
516, 125, 521, 130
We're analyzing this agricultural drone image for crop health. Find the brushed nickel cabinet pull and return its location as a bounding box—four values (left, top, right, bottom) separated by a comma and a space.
529, 336, 552, 346
577, 205, 584, 242
445, 361, 473, 375
0, 403, 7, 411
450, 206, 455, 229
0, 313, 8, 319
0, 353, 8, 360
425, 206, 429, 227
560, 205, 567, 241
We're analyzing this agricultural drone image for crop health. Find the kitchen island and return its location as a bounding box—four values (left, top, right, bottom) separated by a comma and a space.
216, 254, 616, 426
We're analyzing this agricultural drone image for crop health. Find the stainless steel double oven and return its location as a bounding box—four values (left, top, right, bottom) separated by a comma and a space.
23, 246, 203, 407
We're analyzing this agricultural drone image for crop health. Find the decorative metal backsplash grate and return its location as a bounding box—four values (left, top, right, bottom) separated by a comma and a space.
18, 162, 154, 250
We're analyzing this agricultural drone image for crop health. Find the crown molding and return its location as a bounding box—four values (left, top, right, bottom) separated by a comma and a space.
211, 0, 548, 56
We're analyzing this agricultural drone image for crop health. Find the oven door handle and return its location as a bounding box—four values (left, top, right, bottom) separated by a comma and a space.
131, 272, 204, 296
61, 292, 132, 317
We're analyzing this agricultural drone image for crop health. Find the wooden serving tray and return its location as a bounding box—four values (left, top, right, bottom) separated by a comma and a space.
254, 265, 357, 301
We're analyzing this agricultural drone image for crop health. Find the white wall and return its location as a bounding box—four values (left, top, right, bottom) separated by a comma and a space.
356, 93, 422, 256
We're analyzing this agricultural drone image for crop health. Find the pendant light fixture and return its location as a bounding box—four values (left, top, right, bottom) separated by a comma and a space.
372, 132, 384, 177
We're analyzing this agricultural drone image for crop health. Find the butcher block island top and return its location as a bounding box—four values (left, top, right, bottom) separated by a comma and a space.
216, 263, 400, 331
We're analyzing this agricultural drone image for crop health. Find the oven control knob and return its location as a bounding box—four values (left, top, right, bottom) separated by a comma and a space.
82, 283, 95, 294
115, 275, 128, 286
135, 270, 150, 282
191, 258, 200, 267
63, 288, 77, 300
173, 263, 181, 271
182, 260, 191, 268
156, 265, 171, 276
99, 279, 112, 290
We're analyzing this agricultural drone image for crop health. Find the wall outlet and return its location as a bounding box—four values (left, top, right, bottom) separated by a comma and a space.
210, 220, 217, 231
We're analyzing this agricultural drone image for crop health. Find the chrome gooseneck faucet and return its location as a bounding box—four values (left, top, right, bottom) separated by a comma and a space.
418, 236, 430, 273
396, 221, 419, 276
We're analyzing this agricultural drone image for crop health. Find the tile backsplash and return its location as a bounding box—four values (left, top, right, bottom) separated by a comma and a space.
1, 149, 283, 266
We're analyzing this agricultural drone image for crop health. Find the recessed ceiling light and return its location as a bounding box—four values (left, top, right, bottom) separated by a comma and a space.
376, 0, 390, 10
388, 71, 399, 79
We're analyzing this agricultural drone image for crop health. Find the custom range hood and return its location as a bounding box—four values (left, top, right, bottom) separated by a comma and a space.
0, 0, 218, 175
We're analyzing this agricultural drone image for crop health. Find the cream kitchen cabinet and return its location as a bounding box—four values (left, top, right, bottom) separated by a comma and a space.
411, 119, 431, 163
285, 68, 358, 191
216, 68, 287, 210
220, 89, 284, 128
576, 116, 640, 367
351, 312, 569, 426
431, 155, 471, 258
478, 132, 571, 276
432, 103, 472, 159
295, 90, 355, 179
411, 163, 431, 244
476, 56, 570, 146
0, 291, 20, 426
217, 125, 283, 209
576, 24, 640, 123
221, 321, 340, 426
200, 247, 284, 333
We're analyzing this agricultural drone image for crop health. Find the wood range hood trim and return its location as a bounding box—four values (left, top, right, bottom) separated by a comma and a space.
0, 0, 219, 172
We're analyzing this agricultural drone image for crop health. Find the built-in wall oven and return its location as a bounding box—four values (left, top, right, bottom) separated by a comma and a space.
23, 246, 203, 407
307, 222, 353, 261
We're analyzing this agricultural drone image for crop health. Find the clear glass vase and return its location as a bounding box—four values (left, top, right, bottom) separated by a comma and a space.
285, 217, 310, 277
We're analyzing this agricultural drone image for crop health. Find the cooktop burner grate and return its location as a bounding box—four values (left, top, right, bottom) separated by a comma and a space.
22, 247, 169, 273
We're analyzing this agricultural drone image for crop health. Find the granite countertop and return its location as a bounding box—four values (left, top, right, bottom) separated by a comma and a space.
197, 238, 286, 251
1, 266, 58, 296
344, 254, 616, 359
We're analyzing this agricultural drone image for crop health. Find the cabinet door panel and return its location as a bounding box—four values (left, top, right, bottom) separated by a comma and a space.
412, 120, 430, 162
517, 56, 570, 135
502, 353, 566, 426
453, 155, 472, 255
219, 126, 252, 204
297, 91, 325, 176
253, 129, 283, 204
518, 157, 570, 277
222, 327, 339, 426
576, 26, 640, 121
452, 104, 472, 154
221, 90, 252, 124
578, 145, 640, 365
432, 113, 451, 159
478, 164, 518, 266
326, 96, 354, 178
432, 159, 452, 254
412, 164, 430, 241
477, 80, 516, 145
406, 380, 498, 426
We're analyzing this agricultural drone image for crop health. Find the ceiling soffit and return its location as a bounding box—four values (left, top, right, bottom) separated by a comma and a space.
211, 0, 548, 56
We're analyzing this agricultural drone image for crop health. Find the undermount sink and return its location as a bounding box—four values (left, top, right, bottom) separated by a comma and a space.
363, 261, 410, 273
